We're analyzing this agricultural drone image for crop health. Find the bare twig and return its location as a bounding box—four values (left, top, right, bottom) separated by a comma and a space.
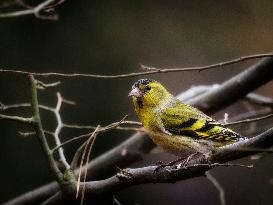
14, 0, 32, 9
80, 126, 99, 205
245, 93, 273, 108
71, 141, 87, 170
18, 130, 54, 137
206, 171, 226, 205
223, 108, 272, 123
0, 113, 33, 124
0, 53, 272, 78
0, 102, 55, 112
52, 116, 135, 152
0, 0, 64, 20
62, 120, 141, 130
0, 102, 30, 110
76, 126, 100, 199
29, 75, 63, 182
224, 113, 273, 126
36, 80, 61, 89
17, 131, 36, 137
0, 93, 72, 170
52, 92, 70, 169
113, 196, 123, 205
141, 54, 273, 72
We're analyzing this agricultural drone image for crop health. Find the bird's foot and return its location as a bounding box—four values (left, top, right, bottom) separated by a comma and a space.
176, 152, 199, 169
116, 166, 133, 180
154, 160, 176, 173
154, 155, 197, 173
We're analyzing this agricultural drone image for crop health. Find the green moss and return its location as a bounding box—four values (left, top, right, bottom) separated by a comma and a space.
60, 169, 77, 195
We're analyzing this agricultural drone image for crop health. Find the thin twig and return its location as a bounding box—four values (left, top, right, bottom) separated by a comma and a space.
52, 115, 132, 152
0, 0, 63, 20
76, 126, 100, 199
206, 171, 226, 205
71, 141, 87, 170
0, 102, 55, 112
223, 108, 272, 124
0, 113, 33, 124
0, 94, 72, 169
80, 127, 99, 205
14, 0, 32, 9
224, 113, 273, 126
74, 116, 130, 182
113, 196, 123, 205
0, 102, 30, 110
36, 80, 61, 89
0, 54, 272, 78
245, 93, 273, 108
52, 92, 70, 169
62, 120, 141, 130
18, 130, 54, 137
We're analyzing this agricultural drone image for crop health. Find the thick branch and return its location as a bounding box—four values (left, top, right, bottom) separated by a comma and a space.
44, 126, 273, 205
189, 57, 273, 113
86, 126, 273, 194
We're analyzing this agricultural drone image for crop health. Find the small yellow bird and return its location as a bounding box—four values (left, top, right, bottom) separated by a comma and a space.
128, 79, 246, 158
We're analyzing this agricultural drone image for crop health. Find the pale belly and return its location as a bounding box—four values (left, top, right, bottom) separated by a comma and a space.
148, 132, 215, 156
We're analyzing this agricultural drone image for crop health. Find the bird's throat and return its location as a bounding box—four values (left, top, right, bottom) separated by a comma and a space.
136, 97, 143, 108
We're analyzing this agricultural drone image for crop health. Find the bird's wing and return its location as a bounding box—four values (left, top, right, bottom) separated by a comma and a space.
160, 101, 241, 143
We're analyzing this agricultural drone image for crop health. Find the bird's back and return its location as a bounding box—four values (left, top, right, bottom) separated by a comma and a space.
146, 98, 246, 155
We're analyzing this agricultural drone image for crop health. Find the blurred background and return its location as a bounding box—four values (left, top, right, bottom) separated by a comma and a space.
0, 0, 273, 204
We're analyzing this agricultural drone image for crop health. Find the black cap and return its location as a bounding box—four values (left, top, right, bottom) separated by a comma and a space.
133, 79, 156, 88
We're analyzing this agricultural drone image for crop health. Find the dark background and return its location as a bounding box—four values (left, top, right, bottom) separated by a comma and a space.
0, 0, 273, 204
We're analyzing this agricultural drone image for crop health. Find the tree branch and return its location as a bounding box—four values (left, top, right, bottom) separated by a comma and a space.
224, 113, 273, 126
0, 113, 33, 125
0, 53, 272, 78
0, 0, 64, 20
43, 126, 273, 205
28, 75, 63, 182
52, 92, 70, 170
245, 93, 273, 108
83, 126, 273, 195
206, 171, 226, 205
4, 56, 273, 205
188, 56, 273, 112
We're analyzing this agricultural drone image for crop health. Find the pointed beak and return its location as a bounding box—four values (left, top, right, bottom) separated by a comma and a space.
128, 87, 142, 98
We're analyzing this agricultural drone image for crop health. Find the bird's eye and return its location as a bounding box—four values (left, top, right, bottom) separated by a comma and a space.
144, 86, 151, 92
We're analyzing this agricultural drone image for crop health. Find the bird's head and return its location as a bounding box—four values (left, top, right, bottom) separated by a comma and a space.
128, 79, 171, 109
